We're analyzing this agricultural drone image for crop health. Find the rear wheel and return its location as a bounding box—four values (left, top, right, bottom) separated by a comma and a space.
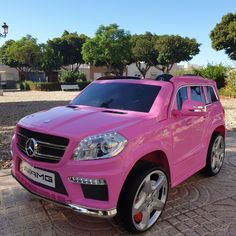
205, 134, 225, 176
116, 164, 168, 233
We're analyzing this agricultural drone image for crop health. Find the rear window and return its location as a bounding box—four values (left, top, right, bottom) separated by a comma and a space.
71, 83, 161, 112
206, 86, 218, 104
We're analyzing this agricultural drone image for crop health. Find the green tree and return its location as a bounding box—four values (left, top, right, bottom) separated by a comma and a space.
155, 35, 200, 73
82, 24, 132, 75
210, 13, 236, 60
38, 43, 63, 82
39, 44, 63, 73
0, 40, 17, 66
0, 35, 41, 81
131, 33, 158, 78
48, 31, 88, 71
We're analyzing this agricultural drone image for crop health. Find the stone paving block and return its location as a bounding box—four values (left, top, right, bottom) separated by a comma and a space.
194, 225, 210, 235
167, 217, 181, 226
175, 223, 190, 232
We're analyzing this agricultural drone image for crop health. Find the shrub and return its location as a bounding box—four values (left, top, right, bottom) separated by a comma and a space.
173, 68, 194, 76
59, 71, 87, 84
17, 82, 25, 90
25, 81, 31, 90
25, 81, 61, 91
174, 64, 229, 89
17, 81, 31, 90
77, 81, 91, 90
77, 73, 87, 82
219, 71, 236, 97
193, 64, 228, 89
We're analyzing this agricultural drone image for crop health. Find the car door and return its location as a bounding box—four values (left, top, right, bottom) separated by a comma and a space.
170, 85, 208, 183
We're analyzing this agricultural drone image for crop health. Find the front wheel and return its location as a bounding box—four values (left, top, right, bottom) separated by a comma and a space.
116, 164, 168, 233
204, 134, 225, 176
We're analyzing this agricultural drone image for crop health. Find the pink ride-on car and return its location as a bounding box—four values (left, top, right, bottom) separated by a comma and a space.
11, 75, 225, 233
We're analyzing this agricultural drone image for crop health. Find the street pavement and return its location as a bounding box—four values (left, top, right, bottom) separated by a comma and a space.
0, 131, 235, 236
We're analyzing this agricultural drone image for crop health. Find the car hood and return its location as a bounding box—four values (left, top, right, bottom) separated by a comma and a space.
18, 105, 147, 140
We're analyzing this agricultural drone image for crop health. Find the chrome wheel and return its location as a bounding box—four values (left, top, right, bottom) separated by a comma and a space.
211, 135, 225, 174
131, 170, 168, 231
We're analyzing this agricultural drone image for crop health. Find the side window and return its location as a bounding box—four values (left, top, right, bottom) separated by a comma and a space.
190, 86, 202, 102
206, 86, 218, 104
176, 87, 188, 110
200, 86, 206, 104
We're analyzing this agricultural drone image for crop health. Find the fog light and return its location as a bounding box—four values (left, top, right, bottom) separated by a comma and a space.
68, 177, 107, 185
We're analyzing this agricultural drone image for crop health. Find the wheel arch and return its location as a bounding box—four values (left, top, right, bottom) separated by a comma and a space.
212, 125, 226, 139
116, 150, 170, 232
204, 125, 226, 166
118, 150, 171, 203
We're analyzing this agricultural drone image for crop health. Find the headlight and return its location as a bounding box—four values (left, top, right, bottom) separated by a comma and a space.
73, 132, 127, 160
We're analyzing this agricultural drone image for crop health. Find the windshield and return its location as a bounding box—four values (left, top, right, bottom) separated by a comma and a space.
71, 83, 161, 112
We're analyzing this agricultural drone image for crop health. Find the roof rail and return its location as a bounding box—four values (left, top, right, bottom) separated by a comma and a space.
182, 74, 196, 76
97, 76, 141, 80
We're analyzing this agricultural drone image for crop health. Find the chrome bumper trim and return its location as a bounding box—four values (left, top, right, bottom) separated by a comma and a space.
68, 204, 117, 217
12, 172, 117, 218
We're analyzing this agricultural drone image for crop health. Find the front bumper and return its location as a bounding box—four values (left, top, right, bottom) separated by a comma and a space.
12, 171, 117, 218
11, 132, 127, 217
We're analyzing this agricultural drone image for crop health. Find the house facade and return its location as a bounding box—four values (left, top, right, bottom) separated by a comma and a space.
0, 64, 19, 88
126, 63, 178, 79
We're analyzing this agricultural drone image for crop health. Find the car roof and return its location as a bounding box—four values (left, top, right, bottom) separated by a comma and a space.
170, 76, 216, 87
94, 75, 215, 88
93, 78, 172, 89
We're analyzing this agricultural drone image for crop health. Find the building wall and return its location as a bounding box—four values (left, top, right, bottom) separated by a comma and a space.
0, 64, 19, 88
0, 65, 19, 82
127, 63, 178, 79
89, 65, 108, 80
78, 64, 90, 80
78, 64, 108, 80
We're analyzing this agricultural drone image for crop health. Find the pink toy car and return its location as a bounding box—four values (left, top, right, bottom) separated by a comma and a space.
11, 75, 225, 233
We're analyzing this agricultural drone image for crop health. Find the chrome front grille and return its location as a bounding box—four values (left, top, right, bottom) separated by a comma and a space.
17, 127, 69, 163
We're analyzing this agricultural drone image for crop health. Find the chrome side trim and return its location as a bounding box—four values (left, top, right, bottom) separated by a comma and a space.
12, 173, 117, 218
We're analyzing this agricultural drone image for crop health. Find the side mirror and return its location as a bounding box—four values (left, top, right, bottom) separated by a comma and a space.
172, 100, 207, 117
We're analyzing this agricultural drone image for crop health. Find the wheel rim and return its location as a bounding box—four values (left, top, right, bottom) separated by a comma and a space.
211, 136, 225, 174
132, 170, 168, 231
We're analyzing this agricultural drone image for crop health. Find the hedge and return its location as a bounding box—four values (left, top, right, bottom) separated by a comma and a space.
17, 81, 91, 91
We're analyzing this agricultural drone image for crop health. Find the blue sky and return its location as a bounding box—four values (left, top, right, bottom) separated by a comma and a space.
1, 0, 235, 66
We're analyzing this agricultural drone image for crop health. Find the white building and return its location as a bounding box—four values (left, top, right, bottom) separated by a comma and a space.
0, 64, 19, 88
127, 62, 178, 79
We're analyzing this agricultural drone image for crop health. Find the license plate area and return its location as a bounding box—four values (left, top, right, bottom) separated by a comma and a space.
20, 161, 55, 188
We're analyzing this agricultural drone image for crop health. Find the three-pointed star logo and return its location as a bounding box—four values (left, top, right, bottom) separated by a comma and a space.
25, 138, 38, 157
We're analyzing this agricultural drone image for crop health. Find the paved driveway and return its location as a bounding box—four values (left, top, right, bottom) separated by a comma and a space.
0, 131, 235, 236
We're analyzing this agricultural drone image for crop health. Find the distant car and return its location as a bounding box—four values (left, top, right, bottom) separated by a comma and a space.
11, 75, 225, 233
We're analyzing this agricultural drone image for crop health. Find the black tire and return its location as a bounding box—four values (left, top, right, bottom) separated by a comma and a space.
116, 162, 169, 233
204, 134, 225, 176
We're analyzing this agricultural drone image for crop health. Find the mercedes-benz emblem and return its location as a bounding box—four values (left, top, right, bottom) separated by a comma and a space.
25, 138, 38, 157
